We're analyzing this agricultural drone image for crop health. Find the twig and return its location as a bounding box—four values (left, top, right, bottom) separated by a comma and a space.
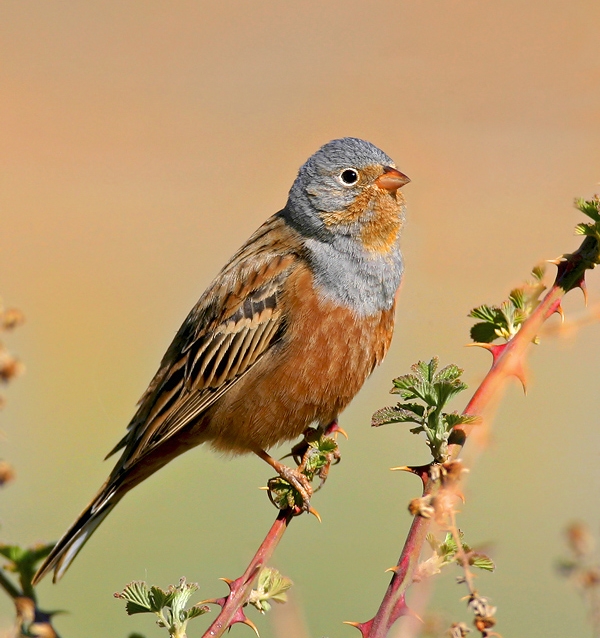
447, 510, 497, 637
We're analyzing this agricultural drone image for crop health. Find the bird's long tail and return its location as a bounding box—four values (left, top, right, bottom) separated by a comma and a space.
33, 481, 122, 584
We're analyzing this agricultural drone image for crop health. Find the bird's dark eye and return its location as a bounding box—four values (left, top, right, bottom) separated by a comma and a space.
340, 168, 359, 185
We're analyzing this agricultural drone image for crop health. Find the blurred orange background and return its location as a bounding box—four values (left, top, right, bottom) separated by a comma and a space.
2, 2, 600, 636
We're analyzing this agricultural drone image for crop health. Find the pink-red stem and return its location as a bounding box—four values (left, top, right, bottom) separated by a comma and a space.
362, 283, 566, 638
202, 509, 294, 638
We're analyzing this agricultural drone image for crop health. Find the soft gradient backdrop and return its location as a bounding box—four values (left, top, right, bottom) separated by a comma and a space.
2, 2, 600, 636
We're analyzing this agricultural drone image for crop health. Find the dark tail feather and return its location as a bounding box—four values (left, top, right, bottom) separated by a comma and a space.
33, 482, 121, 584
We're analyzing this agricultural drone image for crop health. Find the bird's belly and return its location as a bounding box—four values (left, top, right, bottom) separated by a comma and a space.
203, 267, 395, 453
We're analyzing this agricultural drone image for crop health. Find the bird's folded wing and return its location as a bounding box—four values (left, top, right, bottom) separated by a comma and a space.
105, 216, 301, 469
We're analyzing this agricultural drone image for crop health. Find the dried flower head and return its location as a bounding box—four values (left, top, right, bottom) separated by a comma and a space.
448, 621, 471, 637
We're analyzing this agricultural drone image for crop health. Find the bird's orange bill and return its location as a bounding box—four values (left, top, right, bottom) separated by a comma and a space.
375, 167, 410, 193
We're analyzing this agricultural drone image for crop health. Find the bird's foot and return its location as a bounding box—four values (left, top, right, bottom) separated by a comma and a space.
267, 465, 313, 513
255, 448, 313, 512
256, 424, 343, 514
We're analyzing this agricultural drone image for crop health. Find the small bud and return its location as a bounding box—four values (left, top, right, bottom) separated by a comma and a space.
408, 495, 435, 519
566, 521, 594, 557
474, 615, 496, 631
440, 460, 466, 485
1, 308, 25, 330
0, 350, 24, 383
0, 461, 15, 487
581, 567, 600, 588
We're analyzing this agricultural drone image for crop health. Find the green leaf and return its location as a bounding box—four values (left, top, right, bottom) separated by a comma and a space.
425, 533, 440, 552
267, 477, 303, 510
169, 578, 198, 623
468, 304, 500, 323
117, 581, 153, 615
414, 358, 437, 382
508, 288, 525, 310
185, 604, 210, 620
439, 532, 460, 556
392, 373, 425, 400
470, 321, 500, 344
575, 222, 599, 237
249, 567, 293, 614
470, 554, 496, 572
575, 196, 600, 222
314, 436, 337, 454
371, 405, 423, 427
434, 364, 462, 383
383, 358, 471, 461
434, 378, 467, 408
149, 585, 176, 612
531, 264, 546, 281
444, 413, 480, 428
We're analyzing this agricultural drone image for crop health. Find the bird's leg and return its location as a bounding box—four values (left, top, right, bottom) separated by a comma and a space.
288, 426, 324, 465
254, 448, 313, 512
280, 420, 345, 495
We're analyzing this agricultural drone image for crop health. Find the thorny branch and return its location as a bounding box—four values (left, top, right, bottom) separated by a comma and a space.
198, 424, 342, 637
354, 198, 600, 638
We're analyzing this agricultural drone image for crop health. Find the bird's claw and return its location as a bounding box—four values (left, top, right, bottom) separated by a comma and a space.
266, 466, 313, 513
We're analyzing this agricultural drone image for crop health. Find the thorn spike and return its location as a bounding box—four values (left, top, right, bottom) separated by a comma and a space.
405, 607, 424, 623
242, 616, 261, 637
198, 597, 225, 607
466, 342, 507, 364
309, 507, 322, 523
384, 566, 399, 574
390, 465, 422, 474
580, 279, 589, 306
505, 358, 528, 393
514, 368, 528, 394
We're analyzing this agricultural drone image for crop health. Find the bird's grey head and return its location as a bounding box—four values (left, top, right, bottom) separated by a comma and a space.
283, 137, 409, 243
283, 138, 410, 315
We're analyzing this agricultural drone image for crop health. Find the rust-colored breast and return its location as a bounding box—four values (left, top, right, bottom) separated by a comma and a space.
203, 263, 396, 453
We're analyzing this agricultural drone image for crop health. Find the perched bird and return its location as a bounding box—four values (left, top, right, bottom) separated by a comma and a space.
33, 137, 410, 584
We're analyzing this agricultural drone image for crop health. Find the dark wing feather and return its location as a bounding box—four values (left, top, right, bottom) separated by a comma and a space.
106, 214, 299, 471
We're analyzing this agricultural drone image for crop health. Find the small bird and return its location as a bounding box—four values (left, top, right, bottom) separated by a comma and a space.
33, 137, 410, 584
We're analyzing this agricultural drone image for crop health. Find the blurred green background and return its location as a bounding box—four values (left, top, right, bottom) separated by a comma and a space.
1, 1, 600, 636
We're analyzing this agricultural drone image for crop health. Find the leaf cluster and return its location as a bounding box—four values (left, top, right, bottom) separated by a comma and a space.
426, 531, 495, 573
247, 567, 292, 614
0, 542, 55, 601
115, 578, 209, 638
574, 195, 600, 241
372, 358, 477, 463
267, 433, 338, 510
469, 266, 546, 344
